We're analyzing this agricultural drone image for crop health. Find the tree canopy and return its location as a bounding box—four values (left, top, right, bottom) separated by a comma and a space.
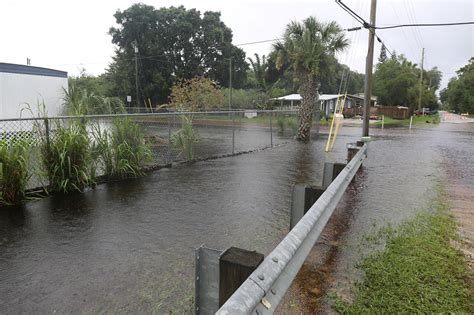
373, 53, 441, 110
106, 4, 247, 106
440, 58, 474, 113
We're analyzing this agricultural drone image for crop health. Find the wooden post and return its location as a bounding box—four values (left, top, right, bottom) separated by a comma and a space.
219, 247, 264, 307
347, 143, 360, 163
290, 184, 325, 230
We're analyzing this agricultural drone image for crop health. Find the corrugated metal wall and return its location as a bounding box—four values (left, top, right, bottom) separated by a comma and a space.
0, 72, 68, 118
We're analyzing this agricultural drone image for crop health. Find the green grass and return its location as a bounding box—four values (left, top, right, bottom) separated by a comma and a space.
333, 188, 473, 314
374, 114, 440, 127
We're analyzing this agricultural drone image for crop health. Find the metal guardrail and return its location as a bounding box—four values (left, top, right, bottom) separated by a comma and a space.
216, 143, 367, 314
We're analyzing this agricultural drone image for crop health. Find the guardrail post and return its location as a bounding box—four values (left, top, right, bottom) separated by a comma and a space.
323, 162, 346, 189
195, 246, 222, 315
290, 184, 325, 230
219, 247, 264, 307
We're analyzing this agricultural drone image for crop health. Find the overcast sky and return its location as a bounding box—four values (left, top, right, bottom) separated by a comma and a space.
0, 0, 472, 91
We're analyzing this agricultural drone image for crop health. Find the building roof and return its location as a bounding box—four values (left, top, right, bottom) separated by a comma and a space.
272, 93, 365, 101
0, 62, 67, 78
273, 94, 302, 101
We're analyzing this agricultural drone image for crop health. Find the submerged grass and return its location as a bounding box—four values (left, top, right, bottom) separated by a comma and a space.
0, 136, 31, 205
333, 188, 473, 314
171, 115, 198, 161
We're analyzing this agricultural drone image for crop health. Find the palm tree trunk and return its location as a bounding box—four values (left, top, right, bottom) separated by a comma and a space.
297, 76, 318, 142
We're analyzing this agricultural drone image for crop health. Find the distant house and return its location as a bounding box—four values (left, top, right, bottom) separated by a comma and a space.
271, 94, 302, 110
0, 63, 68, 119
272, 93, 368, 117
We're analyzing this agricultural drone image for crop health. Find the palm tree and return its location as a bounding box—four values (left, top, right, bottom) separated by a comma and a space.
275, 17, 349, 142
248, 53, 268, 91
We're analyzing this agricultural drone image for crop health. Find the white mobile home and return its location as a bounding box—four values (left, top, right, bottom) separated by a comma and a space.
0, 63, 68, 119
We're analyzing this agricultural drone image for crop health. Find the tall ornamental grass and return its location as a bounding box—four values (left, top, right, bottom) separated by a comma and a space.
0, 136, 31, 205
171, 115, 198, 161
92, 118, 151, 179
42, 121, 93, 193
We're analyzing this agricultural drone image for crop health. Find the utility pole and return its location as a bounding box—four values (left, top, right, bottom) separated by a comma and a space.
418, 47, 425, 111
362, 0, 377, 137
228, 57, 233, 111
133, 41, 139, 107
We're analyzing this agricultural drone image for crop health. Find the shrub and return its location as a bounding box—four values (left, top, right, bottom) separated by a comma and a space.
275, 115, 298, 135
287, 116, 298, 135
0, 136, 31, 205
222, 88, 269, 109
169, 77, 224, 111
277, 115, 286, 134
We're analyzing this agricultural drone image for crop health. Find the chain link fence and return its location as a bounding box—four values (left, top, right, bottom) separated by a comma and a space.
0, 110, 300, 191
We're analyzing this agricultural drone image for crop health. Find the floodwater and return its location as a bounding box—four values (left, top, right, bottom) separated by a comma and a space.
1, 117, 473, 313
279, 115, 474, 313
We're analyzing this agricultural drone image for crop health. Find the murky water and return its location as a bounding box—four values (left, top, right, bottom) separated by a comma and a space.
1, 118, 472, 313
279, 118, 474, 313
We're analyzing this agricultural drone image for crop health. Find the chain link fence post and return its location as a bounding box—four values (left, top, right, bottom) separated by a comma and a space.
232, 112, 235, 154
314, 109, 320, 138
270, 112, 273, 148
44, 118, 51, 186
168, 115, 172, 150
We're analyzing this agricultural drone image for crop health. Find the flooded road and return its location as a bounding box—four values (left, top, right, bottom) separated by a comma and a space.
279, 116, 474, 313
1, 118, 473, 313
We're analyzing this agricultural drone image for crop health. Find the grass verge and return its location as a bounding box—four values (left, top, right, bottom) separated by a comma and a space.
333, 188, 473, 314
373, 114, 440, 127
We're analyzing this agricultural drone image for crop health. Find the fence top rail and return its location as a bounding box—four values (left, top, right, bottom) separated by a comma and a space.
0, 109, 300, 123
216, 144, 367, 314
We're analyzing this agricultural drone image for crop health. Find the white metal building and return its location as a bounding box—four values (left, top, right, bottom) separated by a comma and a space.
0, 63, 68, 119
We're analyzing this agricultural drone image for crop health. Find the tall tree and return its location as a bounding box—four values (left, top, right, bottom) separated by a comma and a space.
373, 54, 440, 111
107, 4, 247, 105
378, 44, 387, 63
425, 67, 442, 91
274, 17, 349, 141
442, 58, 474, 113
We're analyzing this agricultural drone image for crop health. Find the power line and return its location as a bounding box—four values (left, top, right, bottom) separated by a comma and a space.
235, 38, 282, 46
390, 1, 418, 56
375, 21, 474, 29
402, 0, 424, 50
335, 0, 368, 28
336, 0, 396, 58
